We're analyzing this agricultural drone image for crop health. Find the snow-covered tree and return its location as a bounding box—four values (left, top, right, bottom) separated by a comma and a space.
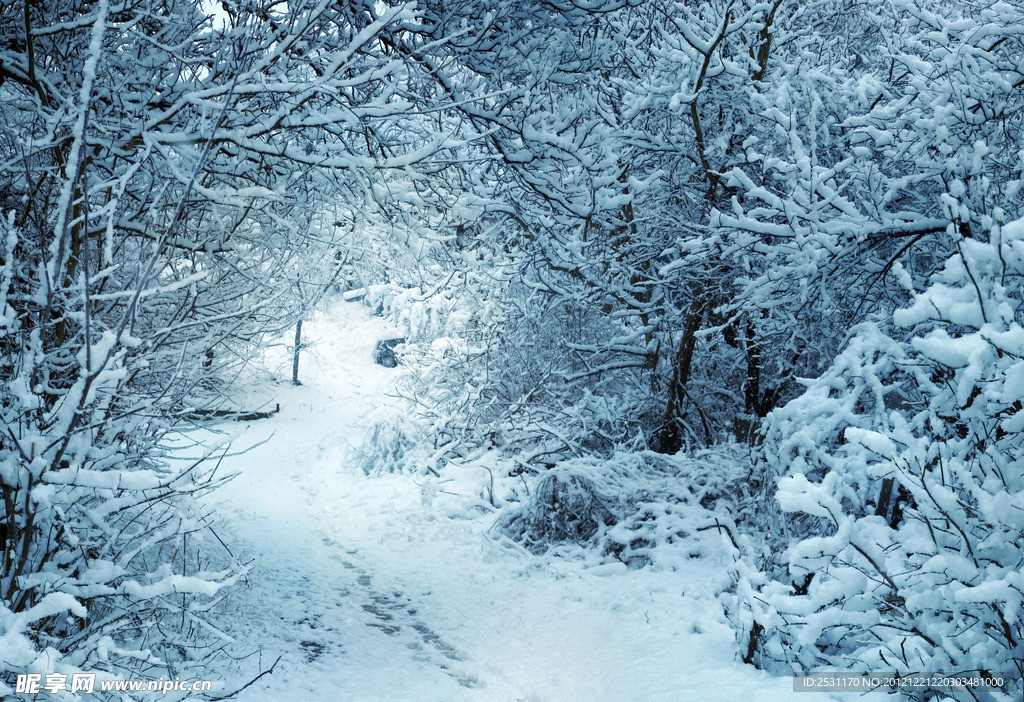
724, 0, 1024, 693
0, 0, 470, 693
717, 0, 1024, 430
741, 211, 1024, 700
371, 0, 795, 460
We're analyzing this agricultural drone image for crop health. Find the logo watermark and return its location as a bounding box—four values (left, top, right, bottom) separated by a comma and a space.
16, 673, 213, 695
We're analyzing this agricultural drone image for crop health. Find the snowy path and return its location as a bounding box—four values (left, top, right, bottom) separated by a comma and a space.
189, 301, 873, 702
190, 304, 479, 700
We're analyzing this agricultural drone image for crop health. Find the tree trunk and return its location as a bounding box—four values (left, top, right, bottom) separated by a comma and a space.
653, 305, 703, 453
733, 322, 775, 445
292, 319, 303, 385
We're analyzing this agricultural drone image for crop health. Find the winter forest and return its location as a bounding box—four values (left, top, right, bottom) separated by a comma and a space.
1, 0, 1023, 699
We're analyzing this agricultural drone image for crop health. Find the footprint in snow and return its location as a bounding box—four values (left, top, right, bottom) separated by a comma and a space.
299, 640, 326, 662
319, 538, 477, 688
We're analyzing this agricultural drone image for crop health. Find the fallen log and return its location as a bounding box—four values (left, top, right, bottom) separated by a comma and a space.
181, 403, 281, 422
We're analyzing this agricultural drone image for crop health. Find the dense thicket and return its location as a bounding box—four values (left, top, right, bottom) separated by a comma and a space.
0, 0, 466, 695
360, 0, 1024, 695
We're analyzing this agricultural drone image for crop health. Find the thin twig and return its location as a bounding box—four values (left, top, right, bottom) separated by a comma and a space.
210, 654, 283, 701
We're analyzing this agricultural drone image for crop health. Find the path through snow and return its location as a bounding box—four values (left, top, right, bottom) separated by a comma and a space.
184, 300, 879, 702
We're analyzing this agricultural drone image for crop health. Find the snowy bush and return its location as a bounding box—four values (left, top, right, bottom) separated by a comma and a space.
499, 470, 617, 553
739, 215, 1024, 699
352, 406, 428, 476
499, 450, 749, 568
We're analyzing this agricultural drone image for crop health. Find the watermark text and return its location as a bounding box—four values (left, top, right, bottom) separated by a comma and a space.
16, 673, 213, 695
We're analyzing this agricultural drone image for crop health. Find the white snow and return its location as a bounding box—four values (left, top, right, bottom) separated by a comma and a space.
172, 299, 881, 702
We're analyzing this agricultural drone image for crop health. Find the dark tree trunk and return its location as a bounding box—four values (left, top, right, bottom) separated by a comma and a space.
292, 319, 303, 385
734, 322, 781, 444
653, 306, 703, 453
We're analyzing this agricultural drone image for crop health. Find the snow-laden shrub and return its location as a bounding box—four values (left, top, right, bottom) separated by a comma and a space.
599, 449, 754, 569
499, 470, 616, 553
740, 214, 1024, 699
352, 406, 426, 476
499, 449, 749, 565
375, 287, 462, 343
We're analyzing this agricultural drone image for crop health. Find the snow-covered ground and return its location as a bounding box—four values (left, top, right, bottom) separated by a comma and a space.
181, 300, 881, 702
